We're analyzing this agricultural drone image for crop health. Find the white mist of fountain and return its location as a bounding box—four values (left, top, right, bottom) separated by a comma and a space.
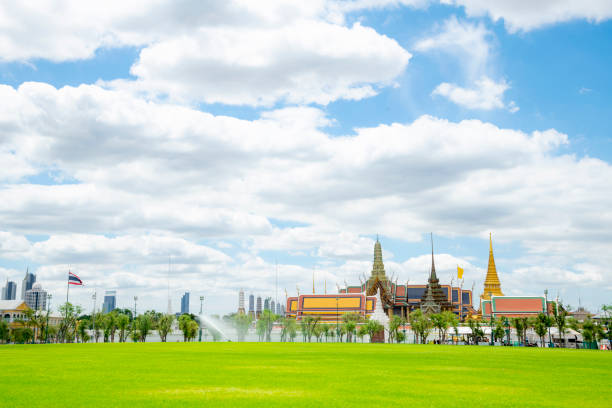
198, 314, 234, 341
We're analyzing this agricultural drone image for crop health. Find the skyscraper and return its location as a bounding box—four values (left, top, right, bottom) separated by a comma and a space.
181, 292, 190, 314
24, 283, 47, 310
238, 288, 245, 315
256, 296, 262, 318
102, 290, 116, 313
248, 293, 255, 318
1, 280, 17, 300
21, 269, 36, 300
270, 300, 275, 314
264, 297, 270, 311
276, 302, 281, 315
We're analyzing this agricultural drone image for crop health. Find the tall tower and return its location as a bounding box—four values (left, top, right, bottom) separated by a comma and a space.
366, 236, 387, 290
21, 268, 36, 300
256, 296, 262, 318
248, 293, 255, 318
480, 233, 504, 301
238, 288, 245, 315
420, 234, 451, 314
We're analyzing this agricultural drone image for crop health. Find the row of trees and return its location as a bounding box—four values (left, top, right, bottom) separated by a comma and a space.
0, 302, 216, 344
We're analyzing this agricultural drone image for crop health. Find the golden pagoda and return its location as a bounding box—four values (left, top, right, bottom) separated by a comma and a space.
480, 233, 504, 301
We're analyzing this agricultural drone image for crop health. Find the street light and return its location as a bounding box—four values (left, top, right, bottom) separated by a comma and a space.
199, 296, 204, 342
133, 296, 138, 319
336, 296, 340, 342
504, 317, 510, 346
403, 327, 406, 344
544, 289, 553, 348
489, 292, 494, 346
45, 294, 52, 343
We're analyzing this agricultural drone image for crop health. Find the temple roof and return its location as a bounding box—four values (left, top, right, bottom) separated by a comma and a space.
481, 233, 504, 299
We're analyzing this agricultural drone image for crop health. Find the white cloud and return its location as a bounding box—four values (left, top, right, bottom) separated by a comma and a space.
414, 16, 491, 78
443, 0, 612, 32
432, 76, 517, 111
1, 82, 611, 311
115, 21, 409, 106
0, 1, 411, 106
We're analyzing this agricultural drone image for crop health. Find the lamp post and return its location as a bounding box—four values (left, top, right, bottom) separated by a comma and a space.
489, 292, 494, 346
45, 294, 52, 343
336, 296, 339, 343
133, 296, 138, 319
504, 317, 510, 346
544, 289, 553, 348
199, 296, 204, 342
403, 327, 406, 344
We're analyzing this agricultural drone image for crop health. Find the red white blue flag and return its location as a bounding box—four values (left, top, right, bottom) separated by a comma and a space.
68, 271, 83, 286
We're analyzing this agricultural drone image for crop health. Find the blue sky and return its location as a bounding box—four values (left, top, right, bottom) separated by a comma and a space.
0, 1, 610, 314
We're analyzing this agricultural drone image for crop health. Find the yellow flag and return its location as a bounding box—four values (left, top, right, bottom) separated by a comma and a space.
457, 266, 464, 280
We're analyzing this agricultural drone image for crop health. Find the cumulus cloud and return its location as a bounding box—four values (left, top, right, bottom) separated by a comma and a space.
443, 0, 612, 32
0, 1, 411, 106
432, 76, 518, 111
0, 82, 610, 311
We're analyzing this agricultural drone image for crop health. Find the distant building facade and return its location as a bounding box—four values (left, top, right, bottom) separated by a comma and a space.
256, 296, 262, 318
21, 270, 36, 300
238, 289, 245, 315
102, 290, 116, 313
1, 281, 17, 300
24, 283, 47, 310
181, 292, 190, 314
248, 294, 255, 318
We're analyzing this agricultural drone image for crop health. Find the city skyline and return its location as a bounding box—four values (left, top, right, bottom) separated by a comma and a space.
1, 2, 611, 315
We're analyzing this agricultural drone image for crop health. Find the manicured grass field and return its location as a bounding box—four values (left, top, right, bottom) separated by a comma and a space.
1, 343, 610, 407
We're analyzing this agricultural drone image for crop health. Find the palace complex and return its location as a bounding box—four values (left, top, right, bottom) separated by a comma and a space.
287, 236, 476, 322
286, 233, 554, 323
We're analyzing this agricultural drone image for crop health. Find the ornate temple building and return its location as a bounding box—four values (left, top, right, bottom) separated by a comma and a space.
420, 235, 452, 314
478, 234, 553, 319
480, 234, 504, 301
286, 237, 475, 322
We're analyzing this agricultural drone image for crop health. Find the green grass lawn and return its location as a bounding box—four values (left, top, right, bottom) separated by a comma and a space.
1, 343, 610, 407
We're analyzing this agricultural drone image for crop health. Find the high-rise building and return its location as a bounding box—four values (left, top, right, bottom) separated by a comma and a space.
238, 288, 245, 315
181, 292, 190, 314
102, 290, 116, 313
1, 280, 17, 300
21, 269, 36, 300
264, 297, 270, 311
24, 283, 47, 310
248, 293, 255, 318
480, 233, 504, 301
276, 303, 281, 315
256, 296, 262, 318
270, 300, 275, 314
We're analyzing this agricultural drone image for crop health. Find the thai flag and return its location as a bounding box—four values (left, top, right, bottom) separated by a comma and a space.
68, 271, 83, 286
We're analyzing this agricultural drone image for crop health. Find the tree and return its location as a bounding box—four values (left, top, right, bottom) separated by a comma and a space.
301, 315, 320, 342
364, 319, 383, 342
232, 313, 252, 342
321, 324, 330, 342
76, 319, 90, 343
256, 318, 266, 342
157, 314, 174, 342
552, 302, 569, 347
389, 315, 406, 344
280, 318, 296, 342
534, 313, 550, 347
0, 320, 10, 344
409, 309, 432, 344
187, 320, 199, 341
357, 325, 367, 343
467, 319, 484, 345
178, 314, 193, 342
92, 312, 104, 343
259, 310, 278, 342
117, 313, 130, 342
342, 313, 361, 343
493, 320, 505, 343
58, 303, 83, 343
512, 318, 524, 345
581, 318, 596, 348
137, 314, 152, 342
313, 324, 323, 342
430, 312, 455, 344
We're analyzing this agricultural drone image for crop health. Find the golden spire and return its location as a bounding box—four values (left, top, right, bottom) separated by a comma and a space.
481, 233, 504, 300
